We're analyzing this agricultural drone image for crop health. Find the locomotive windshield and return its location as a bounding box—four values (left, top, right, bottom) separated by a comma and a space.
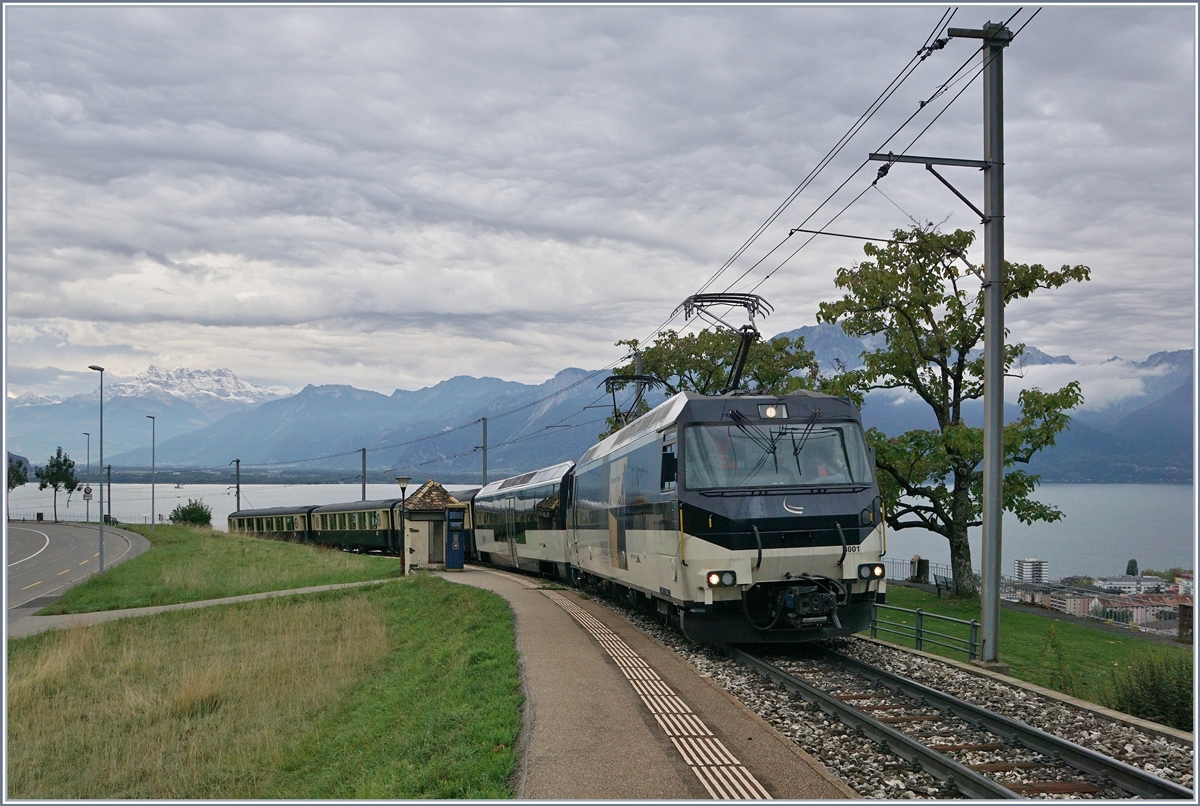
683, 420, 874, 489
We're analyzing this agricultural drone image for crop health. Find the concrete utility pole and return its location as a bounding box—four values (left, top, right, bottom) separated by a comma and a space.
949, 21, 1011, 668
83, 432, 90, 524
106, 465, 112, 524
361, 448, 367, 501
88, 364, 104, 572
868, 20, 1012, 668
231, 459, 241, 511
146, 415, 156, 530
481, 417, 488, 487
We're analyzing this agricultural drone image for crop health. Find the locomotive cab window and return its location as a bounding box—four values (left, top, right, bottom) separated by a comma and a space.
684, 420, 873, 489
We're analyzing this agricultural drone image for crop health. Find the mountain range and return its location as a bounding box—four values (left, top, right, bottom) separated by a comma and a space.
5, 332, 1193, 484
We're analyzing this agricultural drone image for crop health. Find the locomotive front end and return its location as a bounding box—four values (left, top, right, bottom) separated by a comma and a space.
672, 391, 886, 644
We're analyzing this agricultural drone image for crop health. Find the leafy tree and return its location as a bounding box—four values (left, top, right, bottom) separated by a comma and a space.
34, 447, 79, 523
169, 498, 212, 527
1126, 559, 1139, 577
817, 225, 1090, 597
1142, 566, 1190, 582
8, 455, 29, 512
602, 329, 820, 436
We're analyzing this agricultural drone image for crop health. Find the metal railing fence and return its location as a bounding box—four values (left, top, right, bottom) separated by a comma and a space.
870, 603, 980, 660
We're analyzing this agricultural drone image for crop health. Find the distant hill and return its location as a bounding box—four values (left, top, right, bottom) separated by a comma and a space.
8, 341, 1191, 485
6, 367, 291, 463
106, 368, 653, 482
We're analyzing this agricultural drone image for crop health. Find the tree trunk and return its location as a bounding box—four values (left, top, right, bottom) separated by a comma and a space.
947, 467, 977, 596
52, 488, 58, 522
947, 526, 977, 597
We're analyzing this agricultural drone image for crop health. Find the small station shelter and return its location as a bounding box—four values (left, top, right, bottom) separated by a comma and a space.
402, 480, 471, 572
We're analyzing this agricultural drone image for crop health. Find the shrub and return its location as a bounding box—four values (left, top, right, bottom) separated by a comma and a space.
169, 498, 212, 527
1103, 650, 1193, 731
1043, 622, 1078, 696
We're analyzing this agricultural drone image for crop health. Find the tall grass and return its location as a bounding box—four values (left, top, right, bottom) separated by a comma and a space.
8, 576, 521, 798
39, 523, 399, 615
1103, 651, 1194, 732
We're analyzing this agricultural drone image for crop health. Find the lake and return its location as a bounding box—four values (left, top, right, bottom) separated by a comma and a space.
7, 482, 1193, 580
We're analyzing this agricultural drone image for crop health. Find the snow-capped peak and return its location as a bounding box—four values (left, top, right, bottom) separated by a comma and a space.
112, 366, 293, 407
7, 392, 63, 408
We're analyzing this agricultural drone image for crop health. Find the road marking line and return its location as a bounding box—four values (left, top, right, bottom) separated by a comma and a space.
79, 560, 90, 566
57, 569, 71, 576
21, 581, 42, 590
540, 589, 770, 800
7, 528, 51, 567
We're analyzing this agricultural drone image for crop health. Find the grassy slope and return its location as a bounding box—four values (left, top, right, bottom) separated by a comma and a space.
39, 523, 399, 614
8, 576, 521, 799
873, 585, 1192, 704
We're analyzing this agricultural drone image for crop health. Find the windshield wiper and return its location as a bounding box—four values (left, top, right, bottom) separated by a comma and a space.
792, 408, 821, 457
729, 409, 782, 482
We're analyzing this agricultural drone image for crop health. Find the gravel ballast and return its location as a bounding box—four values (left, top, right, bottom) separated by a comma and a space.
594, 597, 1194, 799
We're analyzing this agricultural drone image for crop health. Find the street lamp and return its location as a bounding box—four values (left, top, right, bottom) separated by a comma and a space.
396, 476, 410, 574
83, 432, 90, 523
146, 415, 156, 530
88, 365, 105, 572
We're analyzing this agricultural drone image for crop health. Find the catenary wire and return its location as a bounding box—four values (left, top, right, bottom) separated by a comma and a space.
694, 7, 958, 298
731, 8, 1035, 297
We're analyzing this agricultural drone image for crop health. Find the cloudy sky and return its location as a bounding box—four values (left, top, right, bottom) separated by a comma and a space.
4, 4, 1195, 404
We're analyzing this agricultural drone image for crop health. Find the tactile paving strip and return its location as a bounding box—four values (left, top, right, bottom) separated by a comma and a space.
540, 588, 771, 800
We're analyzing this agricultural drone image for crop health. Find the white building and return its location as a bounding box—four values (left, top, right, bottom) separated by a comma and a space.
1176, 574, 1194, 596
1014, 558, 1049, 583
1094, 575, 1166, 595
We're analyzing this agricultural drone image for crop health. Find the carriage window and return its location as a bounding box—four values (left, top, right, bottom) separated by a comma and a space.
285, 516, 294, 530
338, 513, 347, 529
320, 514, 328, 530
255, 517, 264, 531
370, 511, 380, 529
661, 431, 677, 491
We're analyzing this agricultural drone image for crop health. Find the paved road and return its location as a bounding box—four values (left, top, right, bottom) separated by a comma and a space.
7, 521, 149, 613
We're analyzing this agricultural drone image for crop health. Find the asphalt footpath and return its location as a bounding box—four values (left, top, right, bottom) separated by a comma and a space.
436, 566, 854, 800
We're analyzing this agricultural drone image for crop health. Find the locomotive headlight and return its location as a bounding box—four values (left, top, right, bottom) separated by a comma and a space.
757, 403, 788, 419
858, 563, 886, 580
706, 570, 737, 587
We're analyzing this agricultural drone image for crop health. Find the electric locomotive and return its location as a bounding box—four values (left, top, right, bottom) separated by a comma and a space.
567, 388, 886, 643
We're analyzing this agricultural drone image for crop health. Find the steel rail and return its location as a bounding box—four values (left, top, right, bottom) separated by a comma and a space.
725, 646, 1020, 799
824, 648, 1195, 800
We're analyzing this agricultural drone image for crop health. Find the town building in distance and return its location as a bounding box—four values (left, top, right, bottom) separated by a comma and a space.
1014, 558, 1049, 584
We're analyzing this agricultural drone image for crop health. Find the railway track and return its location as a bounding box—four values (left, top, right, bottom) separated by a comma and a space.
726, 646, 1195, 800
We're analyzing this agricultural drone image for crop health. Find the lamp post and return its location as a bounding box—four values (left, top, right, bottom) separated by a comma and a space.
83, 432, 90, 524
146, 415, 156, 530
396, 476, 410, 575
88, 365, 105, 572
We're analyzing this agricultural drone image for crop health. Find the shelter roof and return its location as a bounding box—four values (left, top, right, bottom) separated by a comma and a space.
404, 480, 461, 512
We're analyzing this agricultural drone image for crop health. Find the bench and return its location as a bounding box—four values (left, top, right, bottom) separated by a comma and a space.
933, 573, 954, 597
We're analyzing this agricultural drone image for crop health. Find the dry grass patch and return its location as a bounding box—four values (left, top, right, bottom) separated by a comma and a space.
9, 576, 520, 799
9, 590, 390, 798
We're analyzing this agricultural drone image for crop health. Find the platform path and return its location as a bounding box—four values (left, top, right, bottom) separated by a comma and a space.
435, 566, 854, 800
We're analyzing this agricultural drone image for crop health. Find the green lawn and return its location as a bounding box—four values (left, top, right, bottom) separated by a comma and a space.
9, 575, 521, 799
39, 524, 400, 615
870, 585, 1192, 706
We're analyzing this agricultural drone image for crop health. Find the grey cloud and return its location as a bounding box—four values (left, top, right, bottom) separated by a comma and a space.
4, 5, 1193, 398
